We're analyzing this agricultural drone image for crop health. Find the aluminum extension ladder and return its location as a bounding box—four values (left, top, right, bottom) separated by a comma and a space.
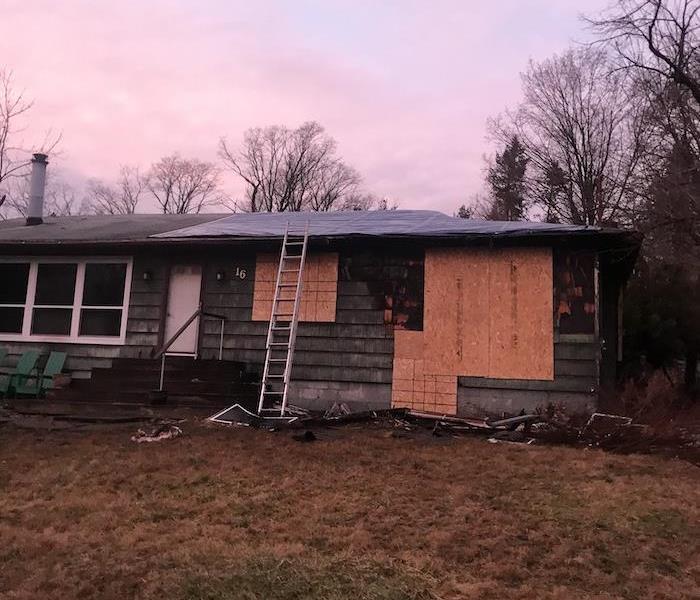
256, 222, 309, 416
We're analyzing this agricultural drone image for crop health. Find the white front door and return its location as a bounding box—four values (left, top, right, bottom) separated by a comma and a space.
164, 265, 202, 355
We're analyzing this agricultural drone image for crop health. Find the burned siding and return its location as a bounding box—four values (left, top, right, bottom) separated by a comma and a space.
554, 250, 596, 335
339, 251, 424, 331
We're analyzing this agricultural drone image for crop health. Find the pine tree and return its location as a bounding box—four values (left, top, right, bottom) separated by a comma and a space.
486, 136, 529, 220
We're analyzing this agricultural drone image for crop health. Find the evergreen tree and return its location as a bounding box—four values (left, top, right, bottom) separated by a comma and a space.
456, 204, 473, 219
486, 136, 529, 220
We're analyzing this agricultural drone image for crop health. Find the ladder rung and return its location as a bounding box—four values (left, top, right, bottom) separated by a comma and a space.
269, 342, 289, 346
272, 326, 291, 331
266, 374, 284, 379
268, 358, 287, 362
285, 241, 305, 246
278, 283, 298, 287
281, 269, 300, 273
282, 255, 302, 260
263, 390, 284, 395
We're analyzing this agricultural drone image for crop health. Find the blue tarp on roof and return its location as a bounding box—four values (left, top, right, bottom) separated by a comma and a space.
153, 210, 601, 240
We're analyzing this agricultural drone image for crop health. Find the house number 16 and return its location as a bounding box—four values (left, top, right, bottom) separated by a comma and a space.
235, 267, 247, 279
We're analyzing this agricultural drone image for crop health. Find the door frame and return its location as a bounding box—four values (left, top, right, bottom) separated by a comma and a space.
162, 263, 205, 357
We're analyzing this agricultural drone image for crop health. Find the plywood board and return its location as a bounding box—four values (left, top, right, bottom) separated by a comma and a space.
391, 329, 458, 414
393, 330, 425, 360
488, 248, 553, 380
423, 248, 490, 376
252, 252, 339, 322
422, 247, 553, 381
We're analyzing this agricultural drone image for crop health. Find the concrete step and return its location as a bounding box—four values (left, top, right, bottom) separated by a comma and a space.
49, 388, 257, 406
50, 357, 260, 407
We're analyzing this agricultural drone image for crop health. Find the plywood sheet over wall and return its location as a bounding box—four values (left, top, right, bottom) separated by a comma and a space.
392, 330, 457, 414
423, 247, 553, 381
252, 252, 338, 322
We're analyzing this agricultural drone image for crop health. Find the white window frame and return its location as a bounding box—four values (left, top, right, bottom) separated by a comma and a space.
0, 256, 133, 345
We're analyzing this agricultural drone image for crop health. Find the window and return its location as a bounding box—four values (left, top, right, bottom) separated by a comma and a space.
554, 251, 596, 335
0, 263, 30, 333
31, 263, 77, 335
0, 258, 132, 344
79, 263, 127, 336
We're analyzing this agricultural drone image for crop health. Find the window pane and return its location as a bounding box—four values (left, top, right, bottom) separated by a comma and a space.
79, 309, 122, 337
35, 264, 77, 305
31, 308, 72, 335
0, 263, 29, 304
82, 263, 127, 306
0, 307, 24, 333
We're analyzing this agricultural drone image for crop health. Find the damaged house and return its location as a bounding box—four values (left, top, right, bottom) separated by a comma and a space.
0, 156, 639, 417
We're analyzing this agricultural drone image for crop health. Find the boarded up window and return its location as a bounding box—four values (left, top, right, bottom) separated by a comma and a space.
422, 247, 554, 381
554, 251, 596, 335
340, 252, 424, 330
252, 252, 338, 322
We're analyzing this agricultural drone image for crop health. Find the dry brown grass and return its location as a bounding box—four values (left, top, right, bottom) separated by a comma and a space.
1, 421, 699, 600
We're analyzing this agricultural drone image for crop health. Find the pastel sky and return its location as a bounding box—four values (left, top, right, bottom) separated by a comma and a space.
1, 0, 608, 213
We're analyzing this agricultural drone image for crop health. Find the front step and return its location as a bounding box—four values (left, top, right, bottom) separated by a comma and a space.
48, 357, 261, 408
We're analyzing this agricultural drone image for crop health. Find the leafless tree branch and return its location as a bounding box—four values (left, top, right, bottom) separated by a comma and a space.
219, 121, 362, 212
146, 154, 222, 214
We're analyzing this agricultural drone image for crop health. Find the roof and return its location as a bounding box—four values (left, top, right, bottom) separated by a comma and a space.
0, 214, 225, 244
154, 210, 611, 240
0, 210, 636, 247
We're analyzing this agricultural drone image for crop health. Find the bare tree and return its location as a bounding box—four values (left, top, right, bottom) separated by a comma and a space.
87, 166, 144, 215
0, 70, 61, 219
0, 70, 33, 219
146, 154, 221, 214
45, 179, 84, 216
589, 1, 700, 106
219, 121, 361, 212
339, 192, 398, 211
0, 71, 31, 185
491, 47, 646, 225
455, 194, 500, 220
3, 171, 86, 217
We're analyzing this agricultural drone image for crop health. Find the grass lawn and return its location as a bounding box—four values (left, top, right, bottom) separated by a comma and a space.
0, 421, 699, 599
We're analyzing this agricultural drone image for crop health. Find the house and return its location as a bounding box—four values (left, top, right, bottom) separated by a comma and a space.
0, 155, 640, 416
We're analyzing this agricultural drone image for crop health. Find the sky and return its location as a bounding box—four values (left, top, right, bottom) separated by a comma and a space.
1, 0, 609, 213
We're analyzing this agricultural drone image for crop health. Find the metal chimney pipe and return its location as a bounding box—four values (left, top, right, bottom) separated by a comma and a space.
26, 153, 48, 226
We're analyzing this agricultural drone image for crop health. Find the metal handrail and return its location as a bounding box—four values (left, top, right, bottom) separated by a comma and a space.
153, 304, 227, 360
152, 303, 227, 392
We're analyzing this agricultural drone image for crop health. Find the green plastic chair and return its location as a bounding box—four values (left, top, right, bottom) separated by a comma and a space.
0, 350, 40, 397
14, 351, 67, 397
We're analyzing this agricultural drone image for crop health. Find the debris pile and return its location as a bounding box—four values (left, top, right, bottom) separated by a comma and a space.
131, 422, 183, 443
208, 402, 700, 464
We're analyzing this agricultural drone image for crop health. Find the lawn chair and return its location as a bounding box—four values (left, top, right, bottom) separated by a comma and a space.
0, 350, 40, 397
14, 351, 67, 397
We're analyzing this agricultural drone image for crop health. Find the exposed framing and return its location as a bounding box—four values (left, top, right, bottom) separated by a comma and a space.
0, 256, 133, 346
